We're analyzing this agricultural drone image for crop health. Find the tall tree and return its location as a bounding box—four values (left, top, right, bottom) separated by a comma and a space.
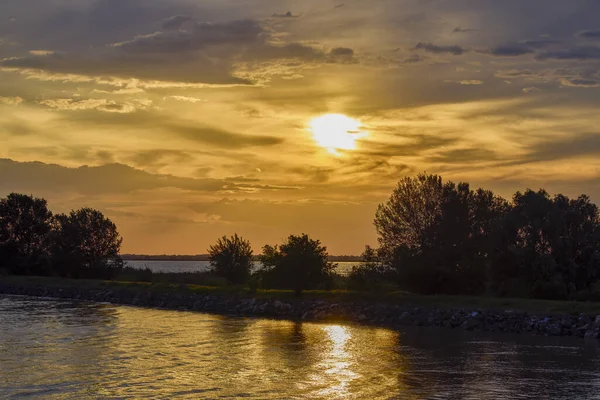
52, 208, 123, 279
0, 193, 53, 274
208, 234, 253, 284
260, 234, 334, 295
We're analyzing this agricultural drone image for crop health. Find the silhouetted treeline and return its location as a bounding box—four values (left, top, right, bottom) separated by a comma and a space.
0, 193, 123, 279
367, 173, 600, 300
4, 173, 600, 302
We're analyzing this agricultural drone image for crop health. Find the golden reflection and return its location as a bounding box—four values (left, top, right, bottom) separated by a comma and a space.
313, 325, 359, 398
309, 114, 367, 155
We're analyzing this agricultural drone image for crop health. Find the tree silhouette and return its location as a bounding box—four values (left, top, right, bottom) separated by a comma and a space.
208, 234, 253, 284
51, 208, 123, 279
260, 234, 334, 295
0, 193, 53, 274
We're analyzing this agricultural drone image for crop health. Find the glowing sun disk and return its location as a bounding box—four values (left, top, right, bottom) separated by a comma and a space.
309, 114, 366, 154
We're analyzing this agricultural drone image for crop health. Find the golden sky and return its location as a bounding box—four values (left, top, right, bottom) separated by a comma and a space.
1, 0, 600, 254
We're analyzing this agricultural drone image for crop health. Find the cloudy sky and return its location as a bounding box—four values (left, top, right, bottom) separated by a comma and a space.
1, 0, 600, 255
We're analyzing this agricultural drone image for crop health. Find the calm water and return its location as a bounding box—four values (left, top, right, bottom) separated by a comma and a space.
2, 296, 600, 399
125, 260, 360, 275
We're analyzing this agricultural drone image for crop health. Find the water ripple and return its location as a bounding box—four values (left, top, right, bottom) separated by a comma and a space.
1, 295, 600, 399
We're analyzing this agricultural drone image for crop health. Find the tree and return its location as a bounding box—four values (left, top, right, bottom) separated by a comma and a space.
51, 208, 123, 279
375, 174, 508, 294
0, 193, 53, 274
490, 190, 600, 299
259, 234, 335, 295
348, 245, 392, 291
374, 173, 444, 258
208, 234, 253, 284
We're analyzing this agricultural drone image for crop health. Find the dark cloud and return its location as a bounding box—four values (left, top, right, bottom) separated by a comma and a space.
495, 69, 534, 78
0, 158, 294, 196
521, 38, 560, 48
271, 12, 297, 18
579, 30, 600, 39
329, 47, 354, 57
402, 54, 426, 63
482, 43, 535, 57
426, 148, 497, 164
560, 77, 600, 87
0, 17, 334, 84
537, 45, 600, 60
494, 133, 600, 168
453, 27, 475, 33
414, 42, 466, 55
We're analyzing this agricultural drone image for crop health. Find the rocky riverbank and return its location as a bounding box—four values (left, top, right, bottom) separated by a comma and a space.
2, 280, 600, 339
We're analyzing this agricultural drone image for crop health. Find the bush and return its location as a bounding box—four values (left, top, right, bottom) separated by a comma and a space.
208, 234, 253, 284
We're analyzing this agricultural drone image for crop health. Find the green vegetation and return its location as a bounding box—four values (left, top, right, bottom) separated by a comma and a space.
259, 234, 335, 295
208, 234, 253, 284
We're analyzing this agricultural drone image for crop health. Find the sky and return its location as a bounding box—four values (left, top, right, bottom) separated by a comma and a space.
1, 0, 600, 255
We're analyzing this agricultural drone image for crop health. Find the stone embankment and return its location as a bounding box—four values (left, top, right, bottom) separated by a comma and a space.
2, 281, 600, 339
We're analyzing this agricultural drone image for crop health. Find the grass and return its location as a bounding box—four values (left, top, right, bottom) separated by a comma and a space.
4, 274, 600, 315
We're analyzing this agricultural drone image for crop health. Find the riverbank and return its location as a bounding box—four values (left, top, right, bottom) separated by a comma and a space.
2, 275, 600, 339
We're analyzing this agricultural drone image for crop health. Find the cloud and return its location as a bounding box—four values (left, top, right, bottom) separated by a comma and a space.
522, 133, 600, 163
0, 96, 23, 105
426, 148, 497, 164
579, 30, 600, 39
559, 77, 600, 88
271, 12, 298, 18
537, 46, 600, 60
164, 95, 206, 103
161, 15, 195, 30
458, 80, 484, 85
130, 150, 194, 167
453, 27, 475, 33
49, 110, 285, 150
0, 17, 337, 85
482, 43, 535, 57
0, 158, 294, 196
329, 47, 354, 57
38, 98, 144, 113
495, 69, 534, 79
402, 54, 426, 63
414, 42, 466, 55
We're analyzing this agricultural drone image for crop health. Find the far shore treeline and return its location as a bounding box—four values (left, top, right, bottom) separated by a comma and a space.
2, 173, 600, 300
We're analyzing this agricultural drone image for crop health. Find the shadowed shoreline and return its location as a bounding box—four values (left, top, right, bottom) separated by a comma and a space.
3, 275, 600, 340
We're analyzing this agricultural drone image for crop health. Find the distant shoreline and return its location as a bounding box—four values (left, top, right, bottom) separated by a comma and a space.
121, 254, 363, 262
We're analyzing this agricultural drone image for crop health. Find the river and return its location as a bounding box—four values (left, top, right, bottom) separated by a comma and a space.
1, 295, 600, 399
125, 260, 360, 275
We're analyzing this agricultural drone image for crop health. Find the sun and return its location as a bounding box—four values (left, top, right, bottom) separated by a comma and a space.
309, 114, 366, 154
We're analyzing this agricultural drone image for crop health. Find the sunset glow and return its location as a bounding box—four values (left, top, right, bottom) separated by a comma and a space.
1, 0, 599, 255
309, 114, 366, 154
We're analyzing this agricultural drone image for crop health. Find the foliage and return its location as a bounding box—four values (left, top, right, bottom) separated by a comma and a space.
375, 174, 508, 294
259, 234, 335, 295
490, 190, 600, 299
51, 208, 123, 279
347, 245, 395, 291
208, 234, 253, 284
0, 193, 53, 275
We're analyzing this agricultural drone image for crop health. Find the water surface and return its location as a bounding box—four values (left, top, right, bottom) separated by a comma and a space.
1, 295, 600, 399
125, 260, 359, 275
